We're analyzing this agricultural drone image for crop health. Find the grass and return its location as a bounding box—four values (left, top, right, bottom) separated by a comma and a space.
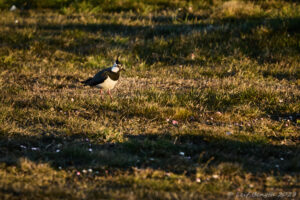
0, 0, 299, 199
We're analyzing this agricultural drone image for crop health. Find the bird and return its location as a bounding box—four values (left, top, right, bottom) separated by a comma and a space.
81, 59, 125, 98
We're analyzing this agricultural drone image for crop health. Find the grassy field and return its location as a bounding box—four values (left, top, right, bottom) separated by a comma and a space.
0, 0, 299, 199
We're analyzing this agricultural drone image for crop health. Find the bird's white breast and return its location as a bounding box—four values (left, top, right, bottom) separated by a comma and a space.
96, 77, 118, 90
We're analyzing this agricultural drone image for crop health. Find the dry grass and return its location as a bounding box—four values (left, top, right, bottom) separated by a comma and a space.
213, 0, 263, 18
0, 0, 299, 199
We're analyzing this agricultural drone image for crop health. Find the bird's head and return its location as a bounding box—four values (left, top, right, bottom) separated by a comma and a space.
112, 58, 125, 72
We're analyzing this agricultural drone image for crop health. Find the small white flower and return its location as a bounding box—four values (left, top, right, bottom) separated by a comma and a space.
82, 169, 87, 173
149, 158, 155, 161
280, 157, 284, 161
58, 166, 62, 170
212, 174, 219, 179
179, 152, 185, 156
31, 147, 39, 151
88, 169, 93, 173
226, 131, 232, 135
71, 98, 74, 102
20, 145, 27, 149
10, 5, 17, 11
56, 149, 60, 153
196, 178, 201, 183
275, 164, 279, 168
88, 148, 93, 152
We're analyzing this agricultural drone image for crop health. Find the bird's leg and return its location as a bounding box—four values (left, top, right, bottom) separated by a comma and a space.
107, 89, 112, 99
99, 89, 103, 99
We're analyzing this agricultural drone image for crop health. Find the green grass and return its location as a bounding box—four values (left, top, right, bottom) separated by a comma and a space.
0, 0, 299, 199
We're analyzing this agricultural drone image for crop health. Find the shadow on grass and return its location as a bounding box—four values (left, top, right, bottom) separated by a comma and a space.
2, 15, 299, 69
0, 130, 299, 178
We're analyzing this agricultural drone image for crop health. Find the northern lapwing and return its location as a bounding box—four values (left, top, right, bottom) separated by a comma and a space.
81, 59, 125, 98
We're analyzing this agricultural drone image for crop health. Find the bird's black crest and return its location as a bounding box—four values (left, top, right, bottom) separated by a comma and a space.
115, 58, 121, 65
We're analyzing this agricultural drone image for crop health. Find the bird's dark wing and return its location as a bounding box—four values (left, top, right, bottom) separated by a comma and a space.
81, 77, 93, 85
81, 68, 109, 86
90, 70, 108, 86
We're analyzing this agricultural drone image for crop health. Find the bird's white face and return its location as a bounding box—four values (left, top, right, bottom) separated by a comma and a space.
111, 63, 120, 73
111, 60, 123, 72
